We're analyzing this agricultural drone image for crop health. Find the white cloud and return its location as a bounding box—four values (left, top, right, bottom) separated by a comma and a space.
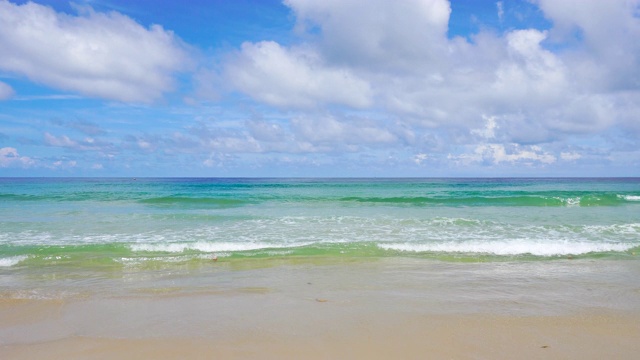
489, 144, 556, 164
44, 133, 77, 148
246, 120, 287, 142
51, 160, 77, 169
471, 115, 499, 139
414, 153, 428, 165
0, 147, 34, 168
225, 41, 371, 108
13, 94, 82, 101
537, 0, 640, 91
560, 152, 582, 161
44, 132, 112, 151
493, 29, 568, 104
3, 0, 635, 175
202, 153, 233, 168
212, 0, 640, 150
450, 121, 559, 166
0, 81, 14, 100
291, 115, 398, 149
450, 144, 556, 166
137, 139, 154, 151
286, 0, 451, 70
205, 135, 261, 154
0, 1, 190, 103
218, 0, 456, 110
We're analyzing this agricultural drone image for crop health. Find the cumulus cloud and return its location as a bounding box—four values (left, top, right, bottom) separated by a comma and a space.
483, 144, 556, 164
225, 41, 371, 108
450, 116, 557, 166
209, 0, 640, 160
5, 0, 635, 175
286, 0, 451, 70
472, 115, 499, 140
0, 81, 14, 99
535, 0, 640, 91
0, 0, 190, 103
0, 147, 34, 168
494, 29, 568, 104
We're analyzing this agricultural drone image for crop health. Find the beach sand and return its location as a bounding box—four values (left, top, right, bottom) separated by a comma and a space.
2, 311, 639, 359
2, 258, 640, 359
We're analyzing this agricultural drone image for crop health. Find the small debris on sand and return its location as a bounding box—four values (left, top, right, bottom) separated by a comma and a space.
315, 298, 328, 303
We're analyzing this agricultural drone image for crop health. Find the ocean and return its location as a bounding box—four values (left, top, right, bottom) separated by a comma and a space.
2, 177, 640, 346
2, 177, 639, 265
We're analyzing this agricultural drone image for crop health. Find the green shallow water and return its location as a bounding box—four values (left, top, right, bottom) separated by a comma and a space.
3, 241, 640, 272
1, 177, 640, 269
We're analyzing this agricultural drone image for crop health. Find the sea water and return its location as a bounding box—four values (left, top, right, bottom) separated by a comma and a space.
2, 178, 639, 264
1, 178, 640, 339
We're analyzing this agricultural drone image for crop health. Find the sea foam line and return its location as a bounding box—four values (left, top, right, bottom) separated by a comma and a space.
618, 194, 640, 201
129, 241, 308, 253
378, 241, 636, 256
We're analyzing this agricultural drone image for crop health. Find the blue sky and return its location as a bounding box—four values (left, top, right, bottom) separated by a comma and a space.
1, 0, 639, 177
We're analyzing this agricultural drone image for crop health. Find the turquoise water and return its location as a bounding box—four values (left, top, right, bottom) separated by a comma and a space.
1, 177, 639, 269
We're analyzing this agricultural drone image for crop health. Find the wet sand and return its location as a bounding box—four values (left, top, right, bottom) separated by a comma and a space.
2, 258, 640, 359
3, 312, 639, 359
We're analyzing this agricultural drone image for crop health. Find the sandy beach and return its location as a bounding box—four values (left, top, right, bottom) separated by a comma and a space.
2, 258, 640, 359
3, 308, 639, 359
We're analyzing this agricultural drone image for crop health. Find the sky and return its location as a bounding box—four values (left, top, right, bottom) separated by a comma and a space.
1, 0, 639, 177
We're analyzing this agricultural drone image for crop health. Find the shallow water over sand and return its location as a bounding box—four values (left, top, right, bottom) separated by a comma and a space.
2, 257, 640, 345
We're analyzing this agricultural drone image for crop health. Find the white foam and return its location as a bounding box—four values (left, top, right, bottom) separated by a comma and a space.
618, 195, 640, 201
554, 196, 581, 206
117, 255, 194, 264
378, 240, 636, 256
0, 255, 28, 267
129, 241, 301, 253
2, 289, 84, 300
